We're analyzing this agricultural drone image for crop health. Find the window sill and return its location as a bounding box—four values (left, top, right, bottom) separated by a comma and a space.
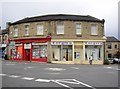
76, 34, 82, 37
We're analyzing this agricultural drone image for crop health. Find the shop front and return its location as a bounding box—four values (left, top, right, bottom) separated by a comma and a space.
83, 42, 104, 64
51, 41, 104, 64
10, 36, 51, 62
51, 41, 74, 64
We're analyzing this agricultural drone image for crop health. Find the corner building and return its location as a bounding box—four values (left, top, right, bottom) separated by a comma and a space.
9, 14, 106, 64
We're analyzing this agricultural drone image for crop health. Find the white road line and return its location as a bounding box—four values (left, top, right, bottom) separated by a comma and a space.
35, 79, 50, 82
45, 68, 66, 71
57, 80, 79, 84
50, 73, 61, 75
21, 77, 34, 80
51, 80, 73, 89
71, 67, 79, 69
0, 74, 7, 76
73, 79, 96, 89
24, 66, 34, 70
9, 75, 21, 78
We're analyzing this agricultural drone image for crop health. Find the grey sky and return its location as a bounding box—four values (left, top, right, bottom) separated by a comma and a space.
0, 0, 119, 39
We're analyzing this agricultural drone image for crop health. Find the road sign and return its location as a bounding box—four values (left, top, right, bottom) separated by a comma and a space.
10, 41, 15, 49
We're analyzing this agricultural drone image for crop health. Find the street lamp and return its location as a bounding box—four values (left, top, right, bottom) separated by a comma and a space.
10, 31, 15, 62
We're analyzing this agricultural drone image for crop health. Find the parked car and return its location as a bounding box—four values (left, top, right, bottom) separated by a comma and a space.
108, 58, 114, 64
113, 58, 120, 64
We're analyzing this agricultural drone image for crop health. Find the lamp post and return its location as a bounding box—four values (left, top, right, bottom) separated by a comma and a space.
10, 31, 15, 62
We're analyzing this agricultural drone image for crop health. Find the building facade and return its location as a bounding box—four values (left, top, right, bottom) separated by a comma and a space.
106, 37, 120, 59
9, 14, 106, 64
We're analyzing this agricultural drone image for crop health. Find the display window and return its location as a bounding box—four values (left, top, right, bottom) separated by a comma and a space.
52, 45, 72, 61
85, 45, 102, 60
32, 45, 47, 58
13, 46, 23, 58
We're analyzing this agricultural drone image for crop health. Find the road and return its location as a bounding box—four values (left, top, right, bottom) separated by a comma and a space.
1, 60, 120, 89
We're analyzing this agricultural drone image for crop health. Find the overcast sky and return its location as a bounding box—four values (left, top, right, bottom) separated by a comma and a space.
0, 0, 119, 39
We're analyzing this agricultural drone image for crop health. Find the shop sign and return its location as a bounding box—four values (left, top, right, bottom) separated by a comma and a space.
85, 42, 103, 45
24, 43, 31, 49
51, 42, 73, 45
32, 42, 47, 45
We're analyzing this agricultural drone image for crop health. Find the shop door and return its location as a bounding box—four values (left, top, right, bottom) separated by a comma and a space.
25, 49, 30, 61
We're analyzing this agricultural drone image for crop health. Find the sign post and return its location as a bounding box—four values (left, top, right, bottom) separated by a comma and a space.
10, 41, 15, 61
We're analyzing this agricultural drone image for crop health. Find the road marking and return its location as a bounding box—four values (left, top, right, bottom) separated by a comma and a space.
35, 79, 50, 82
51, 80, 73, 89
73, 79, 96, 89
45, 68, 66, 71
71, 67, 79, 69
50, 73, 61, 75
9, 75, 21, 78
21, 77, 34, 80
24, 66, 34, 70
0, 74, 7, 76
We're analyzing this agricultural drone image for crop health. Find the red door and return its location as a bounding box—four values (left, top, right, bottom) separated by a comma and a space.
25, 49, 30, 61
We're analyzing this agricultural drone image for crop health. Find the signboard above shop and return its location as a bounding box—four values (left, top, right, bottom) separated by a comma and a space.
24, 43, 31, 49
85, 42, 103, 45
51, 42, 73, 45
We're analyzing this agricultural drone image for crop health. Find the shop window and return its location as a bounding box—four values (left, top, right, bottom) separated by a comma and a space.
37, 24, 44, 35
52, 45, 72, 61
108, 43, 112, 49
25, 25, 29, 36
91, 24, 98, 35
32, 45, 47, 58
13, 46, 22, 58
56, 22, 64, 34
76, 23, 81, 35
85, 45, 102, 60
115, 44, 117, 49
14, 27, 18, 37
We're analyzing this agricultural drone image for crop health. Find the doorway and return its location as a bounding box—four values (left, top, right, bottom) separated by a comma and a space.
25, 49, 30, 61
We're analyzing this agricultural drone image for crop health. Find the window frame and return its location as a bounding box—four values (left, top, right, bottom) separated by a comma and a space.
107, 43, 112, 49
76, 22, 82, 35
24, 25, 30, 36
56, 21, 64, 35
91, 24, 98, 36
14, 27, 18, 37
36, 24, 44, 35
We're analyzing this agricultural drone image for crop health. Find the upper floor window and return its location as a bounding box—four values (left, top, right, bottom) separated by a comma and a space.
57, 22, 64, 34
37, 24, 44, 35
25, 25, 29, 36
76, 23, 81, 35
108, 43, 112, 49
115, 44, 117, 49
91, 24, 98, 35
14, 27, 18, 37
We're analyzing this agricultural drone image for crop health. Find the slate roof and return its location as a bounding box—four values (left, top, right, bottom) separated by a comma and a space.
106, 36, 120, 42
11, 14, 105, 25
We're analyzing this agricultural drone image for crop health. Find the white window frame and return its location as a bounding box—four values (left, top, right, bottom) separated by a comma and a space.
37, 24, 44, 35
57, 22, 64, 34
76, 23, 82, 35
25, 25, 29, 36
91, 24, 98, 35
14, 27, 18, 37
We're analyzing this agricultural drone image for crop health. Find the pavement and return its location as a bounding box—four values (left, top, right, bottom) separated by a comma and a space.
1, 60, 120, 89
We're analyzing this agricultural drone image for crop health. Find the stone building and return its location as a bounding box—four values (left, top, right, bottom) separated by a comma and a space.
9, 14, 106, 64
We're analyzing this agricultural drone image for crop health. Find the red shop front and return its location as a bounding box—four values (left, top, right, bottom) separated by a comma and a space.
10, 36, 51, 62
